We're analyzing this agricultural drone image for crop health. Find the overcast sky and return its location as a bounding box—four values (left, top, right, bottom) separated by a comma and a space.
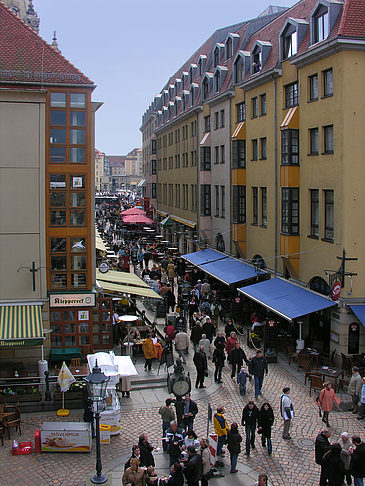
36, 0, 295, 155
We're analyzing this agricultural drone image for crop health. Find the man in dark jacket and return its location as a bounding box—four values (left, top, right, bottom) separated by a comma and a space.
182, 393, 198, 432
183, 445, 203, 486
315, 429, 332, 486
138, 433, 155, 467
165, 420, 185, 467
202, 316, 215, 342
167, 462, 184, 486
241, 400, 260, 457
229, 343, 249, 379
249, 350, 268, 398
350, 435, 365, 485
193, 345, 208, 388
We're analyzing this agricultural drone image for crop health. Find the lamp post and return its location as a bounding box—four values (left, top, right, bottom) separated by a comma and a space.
84, 361, 110, 484
179, 280, 191, 325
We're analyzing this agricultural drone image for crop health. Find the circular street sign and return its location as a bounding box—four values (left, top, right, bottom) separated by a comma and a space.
98, 262, 110, 274
331, 280, 342, 301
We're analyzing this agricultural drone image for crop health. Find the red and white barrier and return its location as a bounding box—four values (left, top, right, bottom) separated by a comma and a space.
208, 433, 218, 465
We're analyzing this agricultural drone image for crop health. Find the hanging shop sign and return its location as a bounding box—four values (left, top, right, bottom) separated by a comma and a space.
50, 294, 95, 307
331, 281, 342, 301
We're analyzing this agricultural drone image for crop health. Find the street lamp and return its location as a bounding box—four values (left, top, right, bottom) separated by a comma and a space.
84, 361, 110, 484
167, 358, 191, 426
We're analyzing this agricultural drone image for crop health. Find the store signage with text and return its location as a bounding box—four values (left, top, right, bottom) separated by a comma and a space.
50, 294, 95, 307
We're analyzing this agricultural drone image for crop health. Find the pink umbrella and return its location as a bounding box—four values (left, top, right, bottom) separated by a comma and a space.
123, 214, 154, 225
121, 207, 146, 216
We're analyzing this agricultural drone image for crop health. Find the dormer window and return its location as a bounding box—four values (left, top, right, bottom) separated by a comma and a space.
181, 93, 186, 112
226, 37, 233, 60
283, 27, 297, 59
310, 1, 342, 46
198, 55, 207, 77
181, 72, 188, 90
188, 64, 197, 85
214, 70, 221, 93
174, 79, 181, 95
233, 51, 250, 84
252, 48, 262, 73
213, 44, 224, 68
314, 7, 329, 43
169, 85, 174, 101
250, 41, 272, 75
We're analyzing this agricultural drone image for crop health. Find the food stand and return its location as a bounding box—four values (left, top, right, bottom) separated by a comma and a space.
87, 351, 137, 435
41, 422, 92, 452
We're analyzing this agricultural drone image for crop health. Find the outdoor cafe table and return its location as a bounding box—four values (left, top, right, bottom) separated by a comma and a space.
69, 365, 89, 377
49, 347, 83, 363
313, 366, 345, 392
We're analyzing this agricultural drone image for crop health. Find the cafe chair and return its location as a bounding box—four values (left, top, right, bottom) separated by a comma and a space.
297, 352, 313, 372
320, 349, 336, 367
3, 406, 21, 439
80, 344, 91, 360
309, 374, 324, 396
71, 358, 81, 367
287, 345, 298, 365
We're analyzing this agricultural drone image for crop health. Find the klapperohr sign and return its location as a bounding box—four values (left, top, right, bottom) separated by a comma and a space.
50, 294, 95, 307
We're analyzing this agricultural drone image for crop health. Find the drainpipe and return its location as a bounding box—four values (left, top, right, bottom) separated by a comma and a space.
196, 110, 200, 248
274, 77, 278, 276
229, 99, 232, 255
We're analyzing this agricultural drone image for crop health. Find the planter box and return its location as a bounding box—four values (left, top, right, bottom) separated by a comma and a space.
0, 393, 41, 402
54, 391, 83, 401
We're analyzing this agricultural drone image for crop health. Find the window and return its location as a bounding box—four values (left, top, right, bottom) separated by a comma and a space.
191, 184, 196, 211
232, 140, 246, 168
310, 189, 319, 237
70, 148, 85, 163
309, 128, 319, 155
215, 185, 219, 217
50, 128, 66, 144
151, 183, 157, 199
323, 68, 333, 97
226, 37, 233, 60
252, 48, 262, 73
204, 115, 211, 133
214, 146, 219, 165
175, 184, 180, 208
50, 111, 66, 125
283, 30, 297, 59
261, 187, 267, 227
281, 129, 299, 164
260, 138, 267, 160
50, 147, 66, 163
314, 9, 329, 43
236, 102, 246, 122
201, 147, 211, 170
70, 111, 85, 126
70, 93, 86, 108
51, 92, 66, 108
202, 78, 209, 100
323, 125, 334, 153
252, 97, 258, 118
214, 112, 219, 130
281, 187, 299, 234
232, 186, 246, 223
252, 187, 258, 225
201, 185, 211, 216
220, 145, 225, 164
252, 139, 258, 161
234, 57, 244, 84
151, 159, 157, 174
324, 190, 334, 240
220, 110, 225, 128
214, 47, 219, 68
214, 70, 221, 93
285, 82, 299, 108
309, 74, 318, 101
220, 186, 225, 218
260, 94, 267, 116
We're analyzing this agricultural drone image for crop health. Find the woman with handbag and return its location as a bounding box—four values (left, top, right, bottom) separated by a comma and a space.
258, 402, 275, 455
318, 381, 340, 428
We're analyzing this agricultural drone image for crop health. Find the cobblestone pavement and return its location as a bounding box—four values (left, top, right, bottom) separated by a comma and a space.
0, 318, 363, 486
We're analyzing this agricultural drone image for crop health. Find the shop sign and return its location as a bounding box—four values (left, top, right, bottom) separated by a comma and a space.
331, 313, 340, 320
78, 310, 89, 321
268, 320, 275, 327
50, 294, 95, 307
331, 281, 342, 301
98, 262, 109, 273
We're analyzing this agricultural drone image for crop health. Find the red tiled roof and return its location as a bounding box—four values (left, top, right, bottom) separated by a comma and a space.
107, 156, 126, 167
0, 1, 94, 87
339, 0, 365, 37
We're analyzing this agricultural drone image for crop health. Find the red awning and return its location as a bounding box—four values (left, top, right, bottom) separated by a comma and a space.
121, 207, 146, 216
123, 214, 154, 225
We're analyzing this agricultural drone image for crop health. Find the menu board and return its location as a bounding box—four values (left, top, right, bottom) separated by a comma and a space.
348, 323, 360, 355
41, 422, 92, 452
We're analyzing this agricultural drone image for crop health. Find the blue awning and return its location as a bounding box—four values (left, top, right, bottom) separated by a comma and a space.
200, 257, 259, 286
349, 305, 365, 326
182, 249, 226, 266
238, 277, 336, 321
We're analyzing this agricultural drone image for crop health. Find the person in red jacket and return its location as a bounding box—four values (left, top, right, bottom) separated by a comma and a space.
225, 332, 238, 355
318, 381, 340, 428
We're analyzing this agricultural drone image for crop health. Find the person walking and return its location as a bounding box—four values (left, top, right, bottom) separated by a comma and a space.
122, 458, 146, 486
202, 317, 215, 343
183, 445, 203, 486
212, 343, 225, 384
225, 332, 238, 356
193, 345, 208, 389
340, 432, 353, 486
167, 260, 176, 288
190, 321, 203, 351
165, 420, 185, 467
181, 393, 198, 432
280, 387, 294, 440
166, 286, 176, 313
241, 400, 259, 457
200, 438, 211, 486
159, 398, 176, 452
227, 422, 242, 473
322, 443, 346, 486
166, 463, 184, 486
213, 406, 229, 458
258, 402, 274, 455
175, 330, 190, 364
350, 436, 365, 486
138, 433, 155, 467
315, 429, 332, 486
142, 334, 156, 371
229, 343, 248, 379
214, 331, 225, 350
357, 377, 365, 420
318, 381, 340, 428
249, 350, 268, 398
237, 366, 250, 396
199, 333, 211, 359
349, 367, 362, 414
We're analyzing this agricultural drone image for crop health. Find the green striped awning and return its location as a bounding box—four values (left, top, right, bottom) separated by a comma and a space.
0, 305, 44, 348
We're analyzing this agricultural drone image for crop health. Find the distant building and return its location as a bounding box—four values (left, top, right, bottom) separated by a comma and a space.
2, 0, 40, 32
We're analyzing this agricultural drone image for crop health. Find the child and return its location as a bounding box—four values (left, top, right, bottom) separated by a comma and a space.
237, 366, 249, 395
